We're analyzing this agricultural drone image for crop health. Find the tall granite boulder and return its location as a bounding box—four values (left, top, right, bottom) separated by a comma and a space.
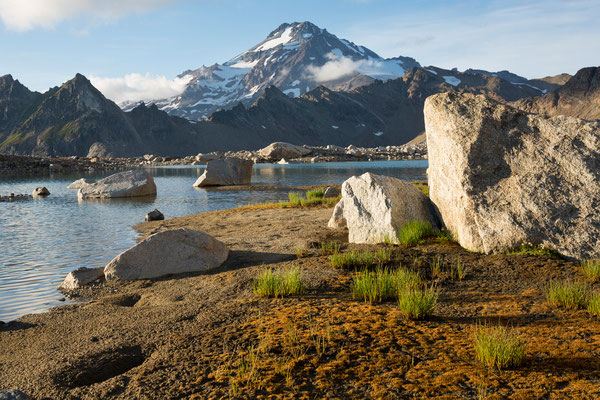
78, 170, 156, 199
329, 172, 438, 243
193, 158, 253, 187
424, 92, 600, 260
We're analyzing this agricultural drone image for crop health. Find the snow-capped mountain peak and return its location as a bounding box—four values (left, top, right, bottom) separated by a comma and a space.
125, 21, 421, 120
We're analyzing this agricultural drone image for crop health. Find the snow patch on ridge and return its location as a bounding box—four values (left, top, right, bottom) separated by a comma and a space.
442, 76, 461, 86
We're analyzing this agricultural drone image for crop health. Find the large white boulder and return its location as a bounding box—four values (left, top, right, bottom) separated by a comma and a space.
193, 158, 253, 187
330, 172, 438, 243
424, 92, 600, 259
258, 142, 312, 160
78, 170, 156, 199
104, 229, 229, 280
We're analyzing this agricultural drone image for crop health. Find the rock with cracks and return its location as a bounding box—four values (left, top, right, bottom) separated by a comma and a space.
78, 170, 156, 199
424, 91, 600, 260
67, 178, 95, 189
193, 158, 253, 187
258, 142, 312, 160
104, 228, 229, 280
331, 172, 438, 243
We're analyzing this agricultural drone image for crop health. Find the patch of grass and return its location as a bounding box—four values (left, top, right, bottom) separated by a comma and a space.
436, 229, 455, 243
544, 280, 590, 309
506, 243, 560, 258
397, 220, 437, 246
581, 259, 600, 282
306, 189, 324, 201
397, 286, 438, 319
253, 266, 306, 298
587, 293, 600, 316
352, 267, 421, 303
375, 248, 393, 265
294, 245, 304, 259
473, 324, 525, 370
320, 240, 341, 256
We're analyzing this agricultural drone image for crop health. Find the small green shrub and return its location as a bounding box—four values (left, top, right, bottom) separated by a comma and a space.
352, 267, 421, 303
329, 250, 376, 269
320, 241, 341, 256
306, 189, 324, 201
587, 292, 600, 316
253, 266, 305, 298
506, 243, 560, 258
288, 192, 305, 207
582, 259, 600, 282
474, 325, 525, 369
397, 221, 436, 246
397, 286, 438, 319
544, 280, 590, 309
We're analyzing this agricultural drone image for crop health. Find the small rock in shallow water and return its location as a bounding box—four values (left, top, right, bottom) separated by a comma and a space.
59, 267, 105, 291
145, 209, 164, 221
32, 187, 50, 197
0, 389, 31, 400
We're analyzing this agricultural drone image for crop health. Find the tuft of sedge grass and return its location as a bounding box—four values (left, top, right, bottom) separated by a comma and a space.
306, 189, 324, 201
352, 267, 421, 303
397, 220, 437, 246
473, 324, 525, 370
587, 293, 600, 316
544, 280, 590, 309
397, 286, 438, 319
581, 259, 600, 282
320, 240, 341, 256
436, 229, 455, 243
253, 266, 305, 298
506, 243, 561, 258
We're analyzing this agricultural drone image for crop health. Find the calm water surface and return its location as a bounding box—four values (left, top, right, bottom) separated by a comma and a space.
0, 160, 427, 321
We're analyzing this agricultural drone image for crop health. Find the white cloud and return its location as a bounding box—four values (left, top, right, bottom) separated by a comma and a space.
90, 73, 192, 104
0, 0, 174, 32
306, 53, 364, 82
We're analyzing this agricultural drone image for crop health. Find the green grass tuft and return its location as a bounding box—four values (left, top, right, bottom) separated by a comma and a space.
352, 267, 421, 303
581, 259, 600, 282
587, 293, 600, 316
397, 220, 437, 246
473, 324, 525, 370
506, 243, 561, 258
306, 189, 324, 201
253, 266, 306, 298
544, 280, 590, 309
320, 241, 341, 256
397, 286, 438, 319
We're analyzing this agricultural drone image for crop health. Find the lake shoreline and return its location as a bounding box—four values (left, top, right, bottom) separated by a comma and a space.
0, 204, 598, 398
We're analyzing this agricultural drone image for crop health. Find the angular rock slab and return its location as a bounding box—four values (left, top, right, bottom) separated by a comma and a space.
332, 172, 438, 243
258, 142, 311, 160
193, 158, 253, 187
424, 92, 600, 259
59, 267, 105, 291
78, 170, 156, 199
67, 177, 95, 189
104, 229, 229, 280
327, 199, 347, 229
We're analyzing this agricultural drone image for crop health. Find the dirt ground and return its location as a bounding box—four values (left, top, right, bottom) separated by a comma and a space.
0, 205, 599, 399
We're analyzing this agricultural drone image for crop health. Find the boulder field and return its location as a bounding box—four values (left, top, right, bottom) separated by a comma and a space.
424, 91, 600, 260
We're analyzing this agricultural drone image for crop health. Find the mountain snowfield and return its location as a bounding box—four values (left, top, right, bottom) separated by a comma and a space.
122, 21, 421, 120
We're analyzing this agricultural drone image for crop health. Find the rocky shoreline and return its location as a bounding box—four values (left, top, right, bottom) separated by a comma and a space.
0, 141, 427, 177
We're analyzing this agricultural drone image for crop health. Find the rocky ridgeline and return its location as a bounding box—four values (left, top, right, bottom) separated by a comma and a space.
0, 154, 139, 176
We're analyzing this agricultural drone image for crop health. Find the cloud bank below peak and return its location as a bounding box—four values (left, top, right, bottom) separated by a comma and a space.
90, 73, 192, 105
0, 0, 174, 32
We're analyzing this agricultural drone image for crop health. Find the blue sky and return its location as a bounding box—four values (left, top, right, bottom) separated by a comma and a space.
1, 0, 598, 100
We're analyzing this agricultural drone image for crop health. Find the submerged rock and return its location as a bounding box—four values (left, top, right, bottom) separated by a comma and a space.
193, 158, 253, 187
59, 267, 105, 291
145, 209, 164, 221
104, 228, 229, 280
78, 170, 156, 199
425, 92, 600, 259
331, 172, 438, 243
32, 187, 50, 197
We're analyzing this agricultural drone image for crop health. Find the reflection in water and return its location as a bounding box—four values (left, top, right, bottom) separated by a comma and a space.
0, 160, 427, 321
